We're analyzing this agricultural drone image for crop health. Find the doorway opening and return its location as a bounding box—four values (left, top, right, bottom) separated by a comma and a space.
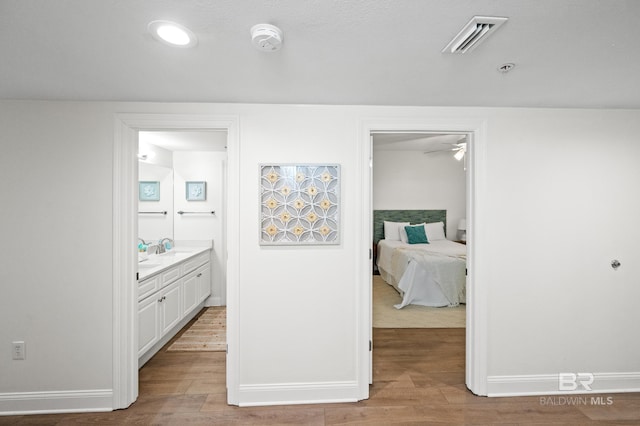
359, 118, 487, 398
371, 131, 467, 322
136, 129, 228, 397
370, 131, 468, 388
138, 130, 228, 305
113, 114, 240, 409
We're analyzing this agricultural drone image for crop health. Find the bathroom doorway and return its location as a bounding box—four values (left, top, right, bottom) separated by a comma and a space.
112, 114, 241, 408
137, 130, 228, 307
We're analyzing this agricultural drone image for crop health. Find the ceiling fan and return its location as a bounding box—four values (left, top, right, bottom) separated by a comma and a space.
423, 135, 467, 161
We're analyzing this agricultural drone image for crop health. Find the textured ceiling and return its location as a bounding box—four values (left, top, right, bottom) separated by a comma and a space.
1, 0, 639, 108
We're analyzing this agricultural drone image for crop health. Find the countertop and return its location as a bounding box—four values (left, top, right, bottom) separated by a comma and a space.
137, 246, 211, 281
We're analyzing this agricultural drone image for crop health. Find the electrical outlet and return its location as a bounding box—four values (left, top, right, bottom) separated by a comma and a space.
12, 341, 25, 360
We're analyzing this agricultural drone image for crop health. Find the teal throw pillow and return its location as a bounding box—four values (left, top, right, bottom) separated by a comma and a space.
405, 225, 429, 244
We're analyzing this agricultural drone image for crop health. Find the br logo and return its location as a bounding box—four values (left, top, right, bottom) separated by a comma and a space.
558, 373, 594, 391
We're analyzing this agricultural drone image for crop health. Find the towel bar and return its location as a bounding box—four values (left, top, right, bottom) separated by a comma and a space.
177, 211, 215, 215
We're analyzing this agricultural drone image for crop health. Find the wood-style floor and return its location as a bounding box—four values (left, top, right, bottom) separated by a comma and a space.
3, 326, 640, 425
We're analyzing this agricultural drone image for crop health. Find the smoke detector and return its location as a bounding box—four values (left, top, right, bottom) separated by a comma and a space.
442, 16, 508, 54
250, 24, 283, 52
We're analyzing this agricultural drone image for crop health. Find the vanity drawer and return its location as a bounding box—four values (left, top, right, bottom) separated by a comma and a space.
138, 275, 159, 301
183, 252, 209, 274
161, 265, 182, 287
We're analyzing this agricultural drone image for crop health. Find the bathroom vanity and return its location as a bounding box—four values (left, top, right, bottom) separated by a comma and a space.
137, 245, 212, 367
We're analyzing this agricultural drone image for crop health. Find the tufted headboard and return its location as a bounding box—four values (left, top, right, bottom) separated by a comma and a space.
373, 209, 447, 245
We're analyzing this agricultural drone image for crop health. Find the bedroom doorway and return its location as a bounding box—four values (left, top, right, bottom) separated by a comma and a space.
359, 118, 487, 397
371, 132, 467, 324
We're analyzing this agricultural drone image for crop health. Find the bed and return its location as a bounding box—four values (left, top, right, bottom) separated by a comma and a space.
373, 210, 466, 309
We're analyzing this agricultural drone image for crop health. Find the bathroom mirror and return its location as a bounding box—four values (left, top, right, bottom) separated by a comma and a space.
138, 162, 174, 242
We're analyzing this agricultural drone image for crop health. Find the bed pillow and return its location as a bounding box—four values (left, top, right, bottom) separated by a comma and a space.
424, 221, 446, 241
384, 221, 409, 241
404, 225, 429, 244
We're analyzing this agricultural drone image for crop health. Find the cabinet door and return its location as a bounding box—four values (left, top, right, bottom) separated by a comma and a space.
160, 280, 182, 335
138, 295, 160, 356
138, 275, 159, 301
197, 263, 211, 303
182, 270, 199, 316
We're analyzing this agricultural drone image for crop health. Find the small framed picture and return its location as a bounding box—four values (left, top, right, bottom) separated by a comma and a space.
139, 181, 160, 201
186, 181, 206, 201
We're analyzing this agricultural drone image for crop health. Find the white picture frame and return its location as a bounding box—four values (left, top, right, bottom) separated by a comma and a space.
259, 164, 340, 245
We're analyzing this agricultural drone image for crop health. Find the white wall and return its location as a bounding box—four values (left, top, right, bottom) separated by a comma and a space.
1, 101, 639, 412
482, 108, 640, 390
0, 102, 114, 401
372, 149, 466, 239
173, 151, 226, 305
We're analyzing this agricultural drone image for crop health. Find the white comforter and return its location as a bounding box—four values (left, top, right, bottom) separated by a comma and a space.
377, 239, 466, 308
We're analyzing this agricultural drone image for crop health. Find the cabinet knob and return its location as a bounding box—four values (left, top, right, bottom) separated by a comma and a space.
197, 273, 202, 277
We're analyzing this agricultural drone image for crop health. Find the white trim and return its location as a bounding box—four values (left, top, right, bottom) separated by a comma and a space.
237, 381, 360, 407
112, 113, 240, 408
487, 373, 640, 397
205, 296, 222, 306
359, 117, 489, 396
112, 118, 138, 410
464, 119, 489, 396
0, 390, 113, 416
355, 123, 370, 399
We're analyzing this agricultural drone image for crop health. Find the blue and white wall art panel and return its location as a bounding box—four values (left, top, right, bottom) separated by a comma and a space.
260, 164, 340, 245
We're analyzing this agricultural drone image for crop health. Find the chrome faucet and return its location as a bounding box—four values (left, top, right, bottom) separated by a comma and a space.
138, 238, 147, 245
158, 238, 174, 254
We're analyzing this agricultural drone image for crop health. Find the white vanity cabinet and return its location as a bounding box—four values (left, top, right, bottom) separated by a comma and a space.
138, 291, 160, 356
137, 267, 182, 358
159, 280, 182, 335
137, 248, 212, 365
182, 252, 211, 316
182, 270, 199, 317
196, 263, 211, 304
137, 278, 182, 357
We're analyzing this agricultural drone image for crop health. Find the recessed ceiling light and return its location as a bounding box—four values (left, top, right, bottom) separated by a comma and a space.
148, 20, 197, 48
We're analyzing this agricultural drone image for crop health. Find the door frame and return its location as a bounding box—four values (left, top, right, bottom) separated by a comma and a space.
112, 113, 240, 408
358, 117, 489, 396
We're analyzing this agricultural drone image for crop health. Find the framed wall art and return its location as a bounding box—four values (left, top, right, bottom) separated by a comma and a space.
186, 181, 206, 201
139, 181, 160, 201
260, 164, 340, 245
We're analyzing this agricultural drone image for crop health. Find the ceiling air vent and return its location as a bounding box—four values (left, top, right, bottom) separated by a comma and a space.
442, 16, 508, 54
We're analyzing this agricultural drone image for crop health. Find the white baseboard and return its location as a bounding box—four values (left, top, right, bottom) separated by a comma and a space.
238, 381, 360, 407
0, 389, 112, 416
205, 296, 222, 306
487, 372, 640, 397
